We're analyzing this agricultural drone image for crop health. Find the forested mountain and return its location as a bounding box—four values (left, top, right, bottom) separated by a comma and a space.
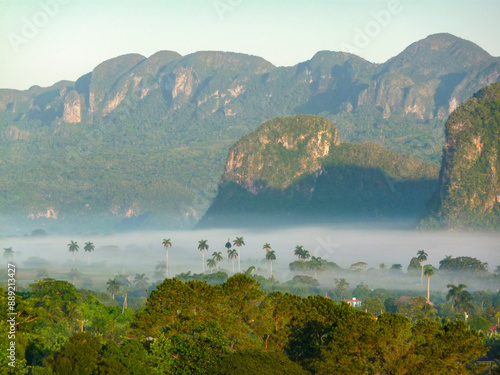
422, 82, 500, 230
0, 33, 498, 231
199, 115, 439, 228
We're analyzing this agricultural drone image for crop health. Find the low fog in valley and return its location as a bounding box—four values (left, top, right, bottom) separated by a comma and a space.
2, 224, 499, 295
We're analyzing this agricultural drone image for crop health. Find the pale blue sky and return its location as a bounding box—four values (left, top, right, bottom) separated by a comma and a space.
0, 0, 499, 90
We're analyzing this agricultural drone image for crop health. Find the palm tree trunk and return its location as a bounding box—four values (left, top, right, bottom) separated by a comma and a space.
88, 253, 90, 266
420, 264, 424, 287
73, 251, 75, 262
238, 247, 241, 272
270, 260, 273, 277
232, 258, 234, 273
122, 293, 128, 314
202, 251, 205, 273
166, 248, 169, 278
427, 277, 430, 300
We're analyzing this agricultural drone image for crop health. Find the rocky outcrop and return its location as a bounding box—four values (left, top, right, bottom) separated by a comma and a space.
62, 90, 81, 123
426, 82, 500, 229
224, 115, 341, 190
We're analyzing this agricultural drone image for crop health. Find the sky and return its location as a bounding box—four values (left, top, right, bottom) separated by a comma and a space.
0, 0, 499, 90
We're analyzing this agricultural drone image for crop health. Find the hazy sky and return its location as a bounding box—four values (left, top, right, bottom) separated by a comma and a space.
0, 0, 499, 90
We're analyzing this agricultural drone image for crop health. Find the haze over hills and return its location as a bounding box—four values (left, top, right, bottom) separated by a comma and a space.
0, 33, 499, 232
198, 115, 439, 228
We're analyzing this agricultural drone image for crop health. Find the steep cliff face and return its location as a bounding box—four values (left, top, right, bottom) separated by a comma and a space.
224, 115, 340, 190
62, 90, 82, 123
429, 82, 500, 229
199, 115, 439, 228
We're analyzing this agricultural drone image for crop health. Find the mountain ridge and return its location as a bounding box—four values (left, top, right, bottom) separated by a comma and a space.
0, 33, 499, 231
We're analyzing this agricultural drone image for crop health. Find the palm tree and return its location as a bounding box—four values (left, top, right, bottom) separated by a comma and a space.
198, 239, 209, 273
233, 237, 245, 272
417, 250, 428, 287
302, 249, 311, 262
446, 283, 468, 311
106, 278, 121, 300
68, 241, 79, 262
213, 252, 223, 272
162, 238, 172, 278
294, 245, 305, 261
134, 273, 150, 289
424, 266, 434, 301
3, 247, 14, 259
83, 242, 95, 265
263, 243, 271, 269
207, 258, 216, 274
227, 248, 238, 273
266, 250, 276, 277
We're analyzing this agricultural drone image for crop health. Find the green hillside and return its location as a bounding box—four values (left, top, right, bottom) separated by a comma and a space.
422, 82, 500, 230
199, 115, 439, 228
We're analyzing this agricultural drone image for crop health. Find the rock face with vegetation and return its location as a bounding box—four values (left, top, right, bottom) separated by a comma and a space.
199, 115, 439, 227
224, 115, 340, 190
0, 33, 498, 230
424, 82, 500, 229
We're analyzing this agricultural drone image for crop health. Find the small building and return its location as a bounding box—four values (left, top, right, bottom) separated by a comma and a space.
343, 297, 362, 308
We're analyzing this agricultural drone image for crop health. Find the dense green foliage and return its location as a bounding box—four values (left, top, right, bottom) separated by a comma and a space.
1, 259, 499, 374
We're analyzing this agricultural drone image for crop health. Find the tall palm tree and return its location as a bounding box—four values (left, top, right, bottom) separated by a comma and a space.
294, 245, 305, 261
3, 247, 14, 259
213, 252, 223, 272
162, 238, 172, 278
424, 266, 434, 301
263, 243, 271, 269
302, 249, 311, 262
68, 241, 79, 262
266, 250, 276, 277
84, 242, 95, 265
198, 239, 209, 273
446, 283, 468, 311
227, 248, 238, 273
417, 250, 428, 287
207, 258, 216, 274
106, 278, 121, 300
225, 238, 232, 267
133, 273, 150, 289
233, 237, 245, 272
